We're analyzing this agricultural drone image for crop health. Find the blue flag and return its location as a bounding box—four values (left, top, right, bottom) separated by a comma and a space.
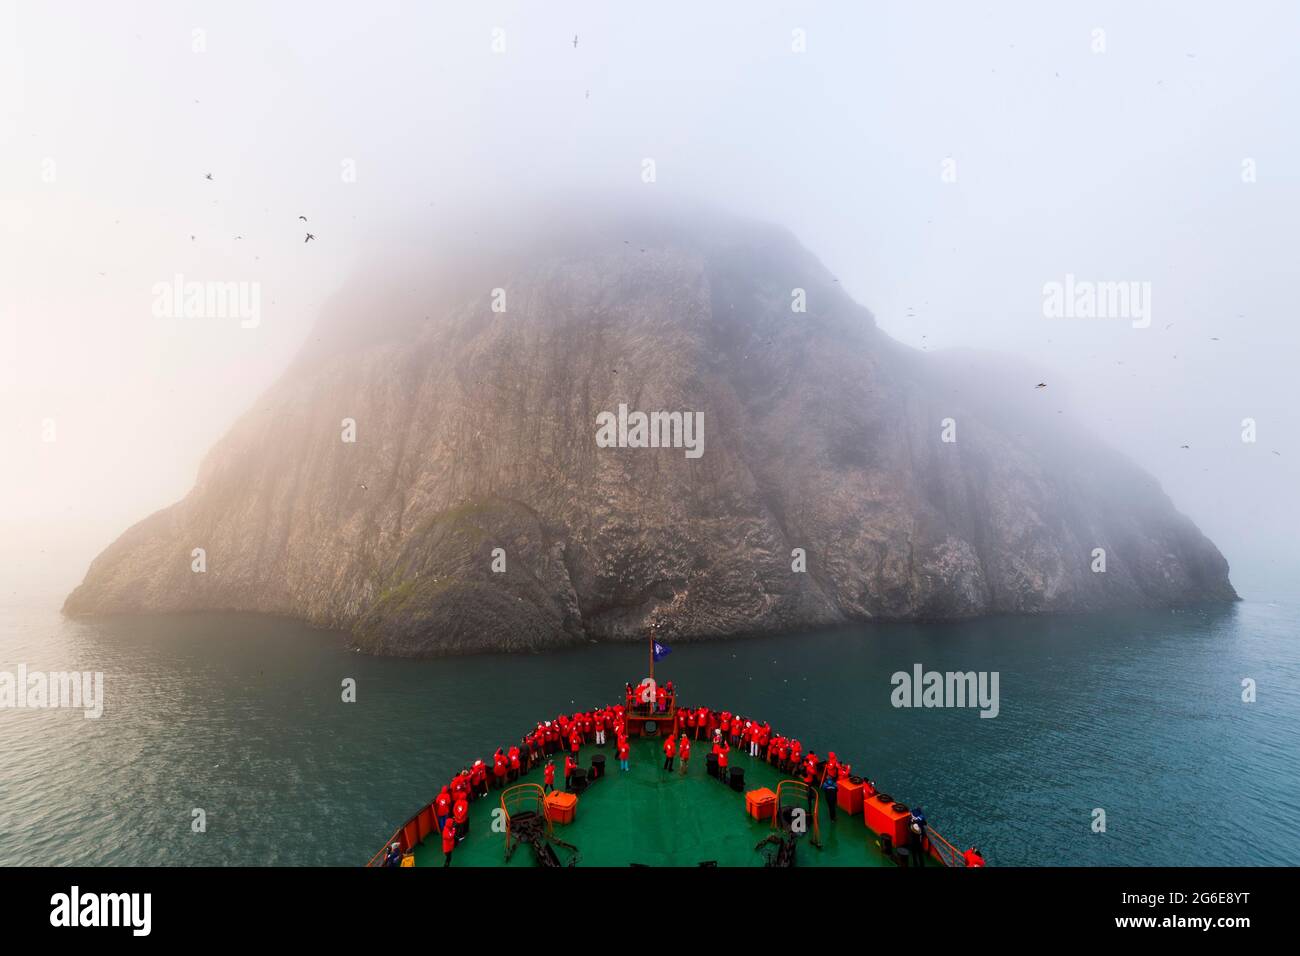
652, 640, 672, 662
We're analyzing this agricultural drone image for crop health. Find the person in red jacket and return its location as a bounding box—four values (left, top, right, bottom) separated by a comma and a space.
569, 728, 581, 757
453, 793, 469, 840
471, 760, 488, 797
802, 753, 818, 787
662, 734, 676, 771
679, 734, 691, 774
435, 786, 452, 833
617, 737, 630, 772
441, 816, 457, 867
492, 749, 508, 789
543, 759, 556, 794
716, 739, 729, 782
595, 711, 607, 746
963, 847, 986, 868
564, 753, 577, 789
508, 745, 521, 782
823, 751, 840, 783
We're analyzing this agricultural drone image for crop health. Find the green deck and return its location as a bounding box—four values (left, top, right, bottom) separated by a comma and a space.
410, 738, 898, 867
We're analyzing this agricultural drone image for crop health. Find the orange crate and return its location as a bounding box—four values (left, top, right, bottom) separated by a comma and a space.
863, 794, 910, 846
837, 778, 865, 815
746, 787, 777, 820
544, 791, 578, 824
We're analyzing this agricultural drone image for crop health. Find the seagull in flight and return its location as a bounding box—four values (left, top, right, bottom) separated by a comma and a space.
304, 232, 315, 243
298, 215, 308, 222
573, 34, 578, 48
204, 172, 213, 181
1035, 382, 1047, 389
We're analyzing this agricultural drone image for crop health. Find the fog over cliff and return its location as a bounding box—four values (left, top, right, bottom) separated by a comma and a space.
61, 202, 1237, 653
3, 2, 1296, 622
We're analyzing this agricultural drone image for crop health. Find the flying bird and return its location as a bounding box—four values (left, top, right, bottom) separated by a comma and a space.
573, 34, 578, 48
304, 232, 315, 243
1035, 382, 1047, 389
204, 172, 213, 181
298, 215, 308, 222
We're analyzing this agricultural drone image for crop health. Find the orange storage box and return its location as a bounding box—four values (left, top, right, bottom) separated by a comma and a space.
544, 791, 578, 824
836, 778, 865, 815
863, 793, 911, 847
745, 787, 777, 820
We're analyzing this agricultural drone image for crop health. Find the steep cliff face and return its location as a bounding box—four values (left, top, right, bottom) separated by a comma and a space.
64, 211, 1236, 654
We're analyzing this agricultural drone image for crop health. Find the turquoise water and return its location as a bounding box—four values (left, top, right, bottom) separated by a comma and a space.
0, 589, 1297, 866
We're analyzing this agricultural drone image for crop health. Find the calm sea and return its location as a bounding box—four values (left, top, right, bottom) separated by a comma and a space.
1, 580, 1297, 866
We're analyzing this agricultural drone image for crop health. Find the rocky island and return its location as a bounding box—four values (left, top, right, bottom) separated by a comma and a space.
64, 208, 1237, 655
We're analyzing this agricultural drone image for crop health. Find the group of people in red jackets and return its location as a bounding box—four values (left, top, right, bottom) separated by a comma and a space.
626, 679, 677, 714
414, 686, 985, 868
675, 707, 864, 817
427, 700, 640, 865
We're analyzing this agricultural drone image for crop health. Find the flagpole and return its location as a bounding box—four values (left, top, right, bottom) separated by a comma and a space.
648, 630, 654, 683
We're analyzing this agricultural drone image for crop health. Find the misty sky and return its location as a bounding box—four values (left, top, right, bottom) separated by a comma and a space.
2, 1, 1297, 600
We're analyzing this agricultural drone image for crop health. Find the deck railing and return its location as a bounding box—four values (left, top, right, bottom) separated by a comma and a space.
924, 825, 964, 867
